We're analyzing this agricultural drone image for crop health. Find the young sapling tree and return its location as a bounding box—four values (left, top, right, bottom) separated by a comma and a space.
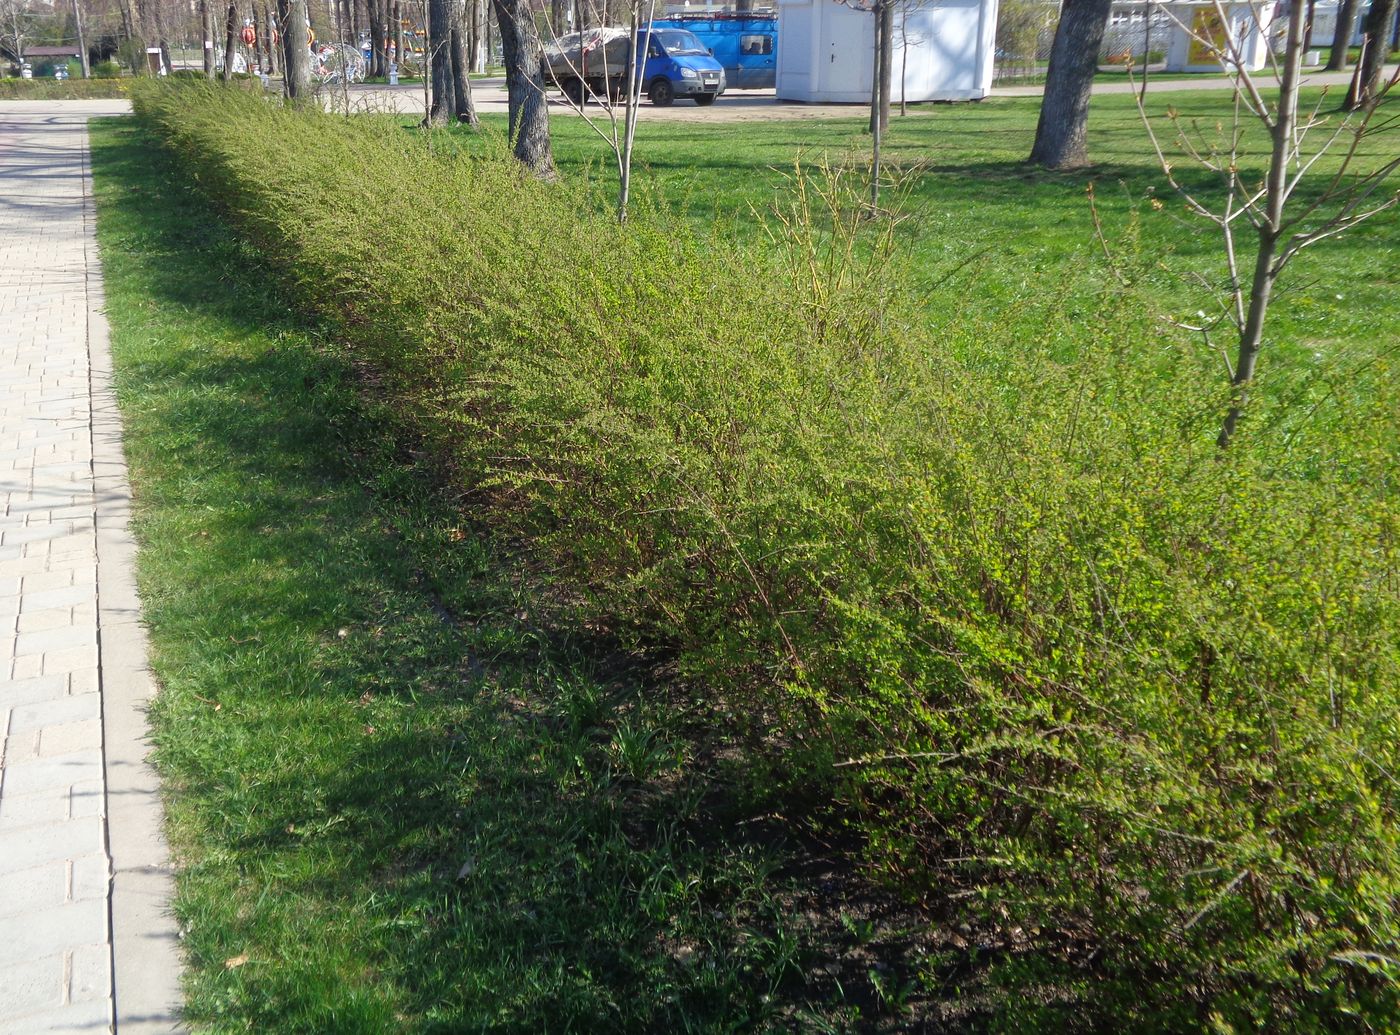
1133, 0, 1400, 446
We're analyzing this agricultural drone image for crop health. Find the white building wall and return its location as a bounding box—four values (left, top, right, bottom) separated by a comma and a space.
777, 0, 998, 102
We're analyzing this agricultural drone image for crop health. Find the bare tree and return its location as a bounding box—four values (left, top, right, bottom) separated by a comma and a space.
1030, 0, 1115, 168
538, 0, 656, 220
0, 0, 36, 68
1133, 0, 1400, 446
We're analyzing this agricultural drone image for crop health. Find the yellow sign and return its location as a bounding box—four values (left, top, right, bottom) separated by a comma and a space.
1187, 7, 1227, 65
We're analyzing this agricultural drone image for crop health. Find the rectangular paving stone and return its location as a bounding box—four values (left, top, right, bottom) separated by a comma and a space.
15, 607, 75, 634
8, 694, 100, 735
70, 942, 113, 1004
21, 565, 95, 595
15, 623, 97, 658
0, 898, 107, 968
0, 995, 111, 1035
67, 780, 105, 820
0, 952, 66, 1016
0, 673, 67, 709
41, 643, 100, 675
37, 720, 102, 759
19, 584, 92, 613
0, 754, 103, 802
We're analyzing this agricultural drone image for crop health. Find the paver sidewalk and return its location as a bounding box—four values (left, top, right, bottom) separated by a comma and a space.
0, 105, 183, 1033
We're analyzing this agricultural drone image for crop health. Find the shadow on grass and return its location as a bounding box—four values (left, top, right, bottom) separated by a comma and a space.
92, 117, 959, 1034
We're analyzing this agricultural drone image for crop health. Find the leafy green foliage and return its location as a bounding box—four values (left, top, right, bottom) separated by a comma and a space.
0, 76, 129, 98
130, 81, 1400, 1029
91, 116, 878, 1034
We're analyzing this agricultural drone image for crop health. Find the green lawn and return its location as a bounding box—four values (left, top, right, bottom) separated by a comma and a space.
457, 89, 1396, 374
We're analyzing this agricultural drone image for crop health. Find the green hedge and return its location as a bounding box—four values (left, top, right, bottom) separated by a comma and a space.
131, 81, 1400, 1029
0, 77, 130, 99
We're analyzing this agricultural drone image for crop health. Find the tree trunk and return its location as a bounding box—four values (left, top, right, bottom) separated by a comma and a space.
252, 5, 263, 70
878, 0, 893, 131
278, 0, 313, 100
1345, 0, 1398, 108
427, 0, 453, 123
372, 0, 387, 77
1303, 0, 1317, 50
223, 2, 238, 79
117, 0, 136, 44
1218, 0, 1306, 447
492, 0, 554, 176
201, 0, 215, 74
450, 0, 478, 125
72, 0, 90, 77
263, 1, 278, 73
1029, 0, 1114, 168
1326, 0, 1358, 68
868, 1, 883, 135
392, 0, 401, 66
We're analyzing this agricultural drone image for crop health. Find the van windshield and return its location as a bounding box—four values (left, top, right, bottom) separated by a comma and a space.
652, 29, 708, 55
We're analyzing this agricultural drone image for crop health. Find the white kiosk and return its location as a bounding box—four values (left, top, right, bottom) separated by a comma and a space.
775, 0, 999, 103
1163, 1, 1278, 72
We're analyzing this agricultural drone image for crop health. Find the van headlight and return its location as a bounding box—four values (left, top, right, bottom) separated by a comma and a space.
680, 67, 698, 78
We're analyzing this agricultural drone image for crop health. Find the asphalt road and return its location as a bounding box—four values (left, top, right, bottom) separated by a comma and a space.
0, 65, 1386, 124
333, 65, 1383, 121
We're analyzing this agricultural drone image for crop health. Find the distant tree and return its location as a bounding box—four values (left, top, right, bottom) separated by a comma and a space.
449, 0, 478, 124
426, 0, 477, 124
1325, 0, 1359, 69
1345, 0, 1399, 109
0, 0, 38, 66
1029, 0, 1114, 168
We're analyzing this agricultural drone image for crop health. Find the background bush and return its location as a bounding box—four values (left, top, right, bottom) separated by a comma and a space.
131, 81, 1400, 1030
0, 77, 129, 98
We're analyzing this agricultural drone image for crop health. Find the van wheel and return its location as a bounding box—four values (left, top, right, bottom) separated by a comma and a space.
693, 94, 716, 106
649, 79, 674, 106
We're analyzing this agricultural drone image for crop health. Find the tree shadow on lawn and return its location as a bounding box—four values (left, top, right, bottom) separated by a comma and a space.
94, 117, 1014, 1033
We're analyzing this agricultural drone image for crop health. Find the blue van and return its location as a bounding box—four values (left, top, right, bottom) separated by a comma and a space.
652, 14, 776, 90
641, 25, 727, 105
541, 24, 726, 106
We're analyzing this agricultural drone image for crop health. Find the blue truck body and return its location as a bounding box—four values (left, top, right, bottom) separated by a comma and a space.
651, 14, 777, 90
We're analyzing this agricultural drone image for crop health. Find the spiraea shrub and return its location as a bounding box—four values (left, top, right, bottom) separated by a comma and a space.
132, 81, 1400, 1030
